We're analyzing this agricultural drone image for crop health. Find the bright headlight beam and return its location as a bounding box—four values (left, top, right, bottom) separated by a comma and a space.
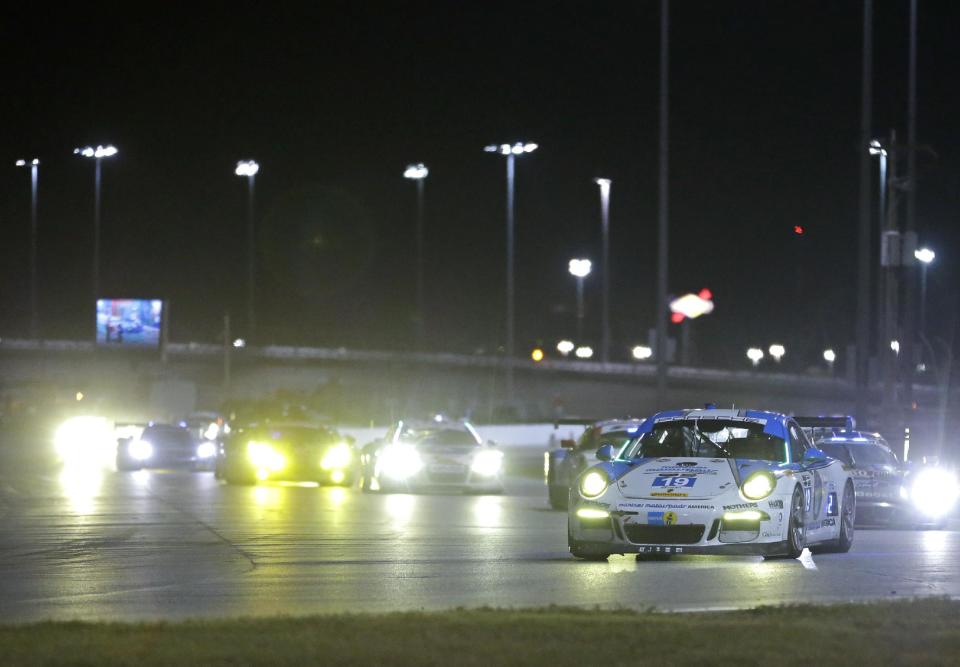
321, 443, 352, 470
470, 449, 503, 477
576, 507, 610, 519
910, 469, 960, 518
741, 472, 775, 500
129, 440, 153, 461
377, 444, 423, 480
580, 471, 608, 498
196, 442, 217, 459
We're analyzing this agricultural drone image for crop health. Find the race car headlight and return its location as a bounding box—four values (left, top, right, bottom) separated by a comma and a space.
128, 439, 154, 461
247, 441, 286, 472
741, 472, 775, 500
196, 442, 217, 459
203, 422, 220, 441
909, 469, 960, 518
579, 470, 608, 498
55, 416, 114, 464
377, 444, 423, 480
470, 449, 504, 477
321, 443, 353, 470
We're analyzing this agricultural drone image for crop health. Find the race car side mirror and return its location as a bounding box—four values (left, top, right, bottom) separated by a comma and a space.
596, 444, 615, 461
561, 439, 576, 449
803, 448, 828, 465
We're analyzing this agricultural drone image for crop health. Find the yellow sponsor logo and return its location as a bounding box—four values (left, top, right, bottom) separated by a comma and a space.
663, 511, 677, 525
651, 492, 688, 497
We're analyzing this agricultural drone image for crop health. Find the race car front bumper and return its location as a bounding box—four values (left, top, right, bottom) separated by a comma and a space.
569, 496, 790, 556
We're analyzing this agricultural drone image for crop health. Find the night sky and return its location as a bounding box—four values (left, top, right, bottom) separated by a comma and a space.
2, 1, 958, 370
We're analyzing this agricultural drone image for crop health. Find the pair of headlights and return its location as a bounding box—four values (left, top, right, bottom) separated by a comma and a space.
127, 440, 217, 461
578, 469, 777, 500
376, 445, 503, 480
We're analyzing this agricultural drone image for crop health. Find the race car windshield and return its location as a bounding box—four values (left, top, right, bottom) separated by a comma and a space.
818, 442, 853, 465
247, 427, 338, 445
618, 419, 788, 463
849, 444, 898, 466
407, 429, 481, 448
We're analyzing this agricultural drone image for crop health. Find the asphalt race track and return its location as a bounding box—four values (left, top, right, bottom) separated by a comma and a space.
1, 444, 958, 622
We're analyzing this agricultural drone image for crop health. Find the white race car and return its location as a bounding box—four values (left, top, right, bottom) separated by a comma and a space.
568, 408, 856, 560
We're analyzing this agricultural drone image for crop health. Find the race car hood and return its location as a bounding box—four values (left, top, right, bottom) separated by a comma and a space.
615, 457, 740, 500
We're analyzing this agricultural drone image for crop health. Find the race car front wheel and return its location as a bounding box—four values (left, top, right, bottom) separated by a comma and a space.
765, 485, 805, 560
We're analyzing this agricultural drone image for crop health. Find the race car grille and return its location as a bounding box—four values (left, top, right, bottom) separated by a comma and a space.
427, 472, 469, 484
623, 524, 705, 545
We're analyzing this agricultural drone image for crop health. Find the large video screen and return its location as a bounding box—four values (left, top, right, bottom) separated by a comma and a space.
95, 299, 164, 348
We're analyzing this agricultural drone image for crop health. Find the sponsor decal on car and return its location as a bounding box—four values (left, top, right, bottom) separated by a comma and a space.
651, 491, 689, 497
768, 499, 784, 509
648, 511, 678, 526
723, 502, 759, 510
646, 466, 718, 475
636, 545, 684, 554
653, 475, 697, 488
619, 502, 714, 510
821, 517, 836, 527
825, 491, 838, 516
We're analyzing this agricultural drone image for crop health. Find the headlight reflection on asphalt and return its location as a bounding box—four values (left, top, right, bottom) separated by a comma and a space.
253, 485, 284, 511
58, 466, 104, 514
385, 494, 416, 528
472, 495, 502, 528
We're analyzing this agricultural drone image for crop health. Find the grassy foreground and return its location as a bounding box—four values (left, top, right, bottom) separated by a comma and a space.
2, 599, 959, 666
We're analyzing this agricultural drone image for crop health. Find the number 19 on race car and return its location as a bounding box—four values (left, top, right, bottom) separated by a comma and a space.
653, 476, 696, 487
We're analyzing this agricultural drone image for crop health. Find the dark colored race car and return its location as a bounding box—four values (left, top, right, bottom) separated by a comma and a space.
545, 418, 644, 509
116, 422, 216, 471
215, 422, 356, 486
800, 418, 959, 528
359, 419, 504, 494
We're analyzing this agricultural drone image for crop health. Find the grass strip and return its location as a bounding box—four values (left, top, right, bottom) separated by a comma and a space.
1, 598, 959, 666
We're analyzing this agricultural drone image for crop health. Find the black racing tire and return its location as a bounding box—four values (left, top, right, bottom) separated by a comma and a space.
812, 482, 856, 554
548, 483, 568, 510
764, 485, 805, 560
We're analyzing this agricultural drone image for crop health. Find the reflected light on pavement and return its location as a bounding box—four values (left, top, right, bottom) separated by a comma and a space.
386, 494, 416, 529
472, 496, 502, 529
58, 466, 103, 514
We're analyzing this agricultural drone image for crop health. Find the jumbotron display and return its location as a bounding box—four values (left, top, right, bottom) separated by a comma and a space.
95, 299, 164, 347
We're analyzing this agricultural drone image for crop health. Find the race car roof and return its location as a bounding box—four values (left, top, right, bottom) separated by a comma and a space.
819, 430, 887, 446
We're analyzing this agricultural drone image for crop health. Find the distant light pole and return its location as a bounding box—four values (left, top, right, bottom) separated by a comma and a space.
823, 348, 837, 375
568, 258, 592, 341
556, 340, 575, 357
869, 138, 888, 361
914, 247, 935, 340
404, 163, 429, 347
235, 160, 259, 339
594, 178, 612, 362
74, 145, 118, 309
746, 347, 764, 367
768, 344, 786, 363
484, 141, 538, 402
16, 158, 39, 338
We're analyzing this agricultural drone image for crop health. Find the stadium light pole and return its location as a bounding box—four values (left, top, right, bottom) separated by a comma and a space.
594, 178, 612, 362
74, 145, 118, 311
914, 247, 935, 340
404, 163, 429, 347
484, 141, 538, 403
235, 160, 259, 340
16, 159, 40, 338
568, 258, 592, 342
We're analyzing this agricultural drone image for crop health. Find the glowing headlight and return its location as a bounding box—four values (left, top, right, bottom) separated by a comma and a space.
128, 439, 154, 461
909, 469, 960, 518
321, 443, 353, 470
580, 470, 608, 498
55, 416, 114, 464
723, 510, 765, 521
247, 441, 286, 472
203, 422, 220, 441
196, 442, 217, 459
576, 507, 610, 519
741, 472, 775, 500
470, 449, 504, 477
377, 444, 423, 480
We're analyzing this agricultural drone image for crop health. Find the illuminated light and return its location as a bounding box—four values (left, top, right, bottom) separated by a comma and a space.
76, 392, 84, 401
594, 177, 611, 190
403, 163, 429, 180
247, 441, 286, 471
698, 288, 712, 301
196, 442, 217, 459
568, 258, 592, 278
531, 348, 544, 362
376, 444, 424, 480
369, 477, 381, 492
890, 340, 900, 355
768, 344, 786, 362
470, 449, 504, 477
580, 471, 608, 498
823, 349, 837, 364
544, 451, 550, 478
128, 439, 154, 461
914, 247, 935, 264
557, 340, 575, 355
433, 414, 444, 423
723, 510, 764, 522
632, 345, 653, 361
15, 159, 26, 166
59, 467, 103, 515
746, 347, 765, 366
670, 312, 685, 324
320, 443, 353, 470
235, 160, 259, 177
386, 494, 416, 527
484, 142, 537, 156
15, 158, 37, 167
909, 469, 960, 518
741, 472, 775, 500
670, 291, 714, 320
473, 495, 502, 528
330, 469, 345, 484
203, 422, 220, 441
54, 416, 115, 467
256, 468, 269, 481
574, 346, 594, 359
132, 470, 150, 485
576, 507, 610, 520
75, 145, 117, 159
793, 225, 804, 235
868, 139, 887, 156
232, 338, 246, 348
916, 363, 927, 374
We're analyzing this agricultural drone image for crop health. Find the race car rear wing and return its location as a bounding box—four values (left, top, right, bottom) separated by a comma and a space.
794, 416, 855, 430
